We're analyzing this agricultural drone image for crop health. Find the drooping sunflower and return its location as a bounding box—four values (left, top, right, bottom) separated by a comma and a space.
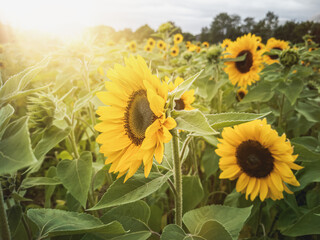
216, 119, 303, 201
157, 40, 166, 50
147, 38, 156, 48
170, 46, 179, 57
173, 33, 183, 44
166, 76, 195, 110
202, 42, 209, 48
144, 45, 152, 52
236, 87, 248, 102
264, 38, 289, 65
95, 56, 177, 181
224, 33, 263, 88
128, 41, 137, 52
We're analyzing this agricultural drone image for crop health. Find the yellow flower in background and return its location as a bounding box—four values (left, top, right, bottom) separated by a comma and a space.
264, 38, 289, 65
128, 41, 137, 52
170, 46, 179, 57
196, 46, 201, 53
147, 38, 156, 48
216, 119, 303, 201
174, 33, 183, 44
224, 33, 263, 88
202, 42, 209, 48
95, 55, 176, 181
166, 76, 195, 110
255, 36, 262, 42
187, 44, 197, 52
256, 42, 265, 52
236, 87, 248, 102
157, 40, 166, 50
186, 41, 191, 47
144, 45, 153, 52
221, 39, 232, 49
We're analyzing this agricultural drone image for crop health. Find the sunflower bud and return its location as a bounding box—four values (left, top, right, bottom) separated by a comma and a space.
280, 49, 299, 68
206, 46, 223, 62
27, 92, 56, 134
182, 52, 192, 61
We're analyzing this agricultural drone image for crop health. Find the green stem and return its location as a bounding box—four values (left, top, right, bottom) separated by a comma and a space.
171, 129, 182, 227
0, 185, 11, 240
278, 94, 285, 128
65, 116, 80, 159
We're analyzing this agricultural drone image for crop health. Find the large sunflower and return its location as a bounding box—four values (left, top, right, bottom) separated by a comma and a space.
224, 33, 263, 88
216, 119, 303, 201
95, 56, 176, 181
264, 38, 289, 65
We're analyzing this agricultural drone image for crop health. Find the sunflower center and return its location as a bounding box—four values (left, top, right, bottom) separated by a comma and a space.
236, 140, 274, 178
124, 90, 156, 146
235, 50, 253, 73
236, 90, 246, 101
174, 99, 185, 110
269, 47, 282, 60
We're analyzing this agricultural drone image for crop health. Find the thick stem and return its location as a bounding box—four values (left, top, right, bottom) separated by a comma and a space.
0, 185, 11, 240
171, 129, 182, 227
278, 94, 285, 128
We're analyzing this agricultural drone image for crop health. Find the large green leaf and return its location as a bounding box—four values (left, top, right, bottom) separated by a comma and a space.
183, 176, 204, 213
206, 112, 270, 130
201, 147, 219, 179
240, 82, 274, 103
281, 205, 320, 237
295, 101, 320, 123
0, 117, 37, 175
170, 70, 203, 98
277, 78, 304, 105
57, 151, 93, 208
292, 161, 320, 191
161, 224, 187, 240
27, 209, 126, 239
90, 171, 172, 210
0, 104, 14, 138
197, 220, 233, 240
183, 204, 252, 240
20, 177, 61, 189
172, 110, 218, 135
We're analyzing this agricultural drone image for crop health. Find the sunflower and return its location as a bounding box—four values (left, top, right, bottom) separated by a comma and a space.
95, 56, 177, 181
144, 45, 153, 52
186, 41, 191, 47
221, 39, 232, 49
128, 41, 137, 52
147, 38, 156, 48
224, 33, 263, 88
202, 42, 209, 48
170, 46, 179, 57
216, 119, 303, 201
187, 44, 197, 52
264, 38, 289, 65
166, 76, 195, 110
236, 87, 248, 102
174, 33, 183, 44
157, 40, 166, 50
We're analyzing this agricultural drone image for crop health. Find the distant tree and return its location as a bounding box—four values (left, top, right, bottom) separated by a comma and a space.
242, 17, 256, 33
183, 32, 195, 41
133, 24, 154, 43
114, 28, 134, 42
200, 27, 210, 42
252, 11, 279, 42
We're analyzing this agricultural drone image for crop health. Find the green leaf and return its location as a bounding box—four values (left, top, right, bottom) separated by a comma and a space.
161, 224, 187, 240
295, 101, 320, 123
222, 54, 247, 62
183, 176, 204, 213
292, 161, 320, 191
172, 110, 218, 135
110, 231, 151, 240
57, 151, 93, 208
292, 142, 320, 163
183, 204, 252, 240
27, 208, 126, 239
90, 171, 172, 210
201, 147, 219, 179
171, 70, 203, 98
20, 177, 61, 189
0, 57, 50, 106
0, 117, 37, 175
0, 104, 14, 138
206, 112, 270, 129
7, 205, 22, 236
197, 220, 233, 240
277, 78, 304, 105
281, 205, 320, 237
240, 82, 274, 103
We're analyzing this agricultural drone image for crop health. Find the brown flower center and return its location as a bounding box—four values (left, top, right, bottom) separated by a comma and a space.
174, 99, 185, 110
235, 50, 253, 73
236, 140, 274, 178
236, 90, 246, 102
269, 47, 282, 60
124, 90, 156, 146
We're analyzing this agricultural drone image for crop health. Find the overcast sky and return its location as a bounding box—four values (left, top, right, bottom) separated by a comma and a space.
1, 0, 319, 36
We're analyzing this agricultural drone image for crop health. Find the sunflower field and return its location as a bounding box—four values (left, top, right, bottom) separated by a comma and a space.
0, 22, 320, 240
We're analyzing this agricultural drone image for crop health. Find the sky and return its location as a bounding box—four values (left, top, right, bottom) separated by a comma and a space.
1, 0, 319, 37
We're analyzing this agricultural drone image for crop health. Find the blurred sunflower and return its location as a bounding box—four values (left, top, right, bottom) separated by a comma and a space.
216, 119, 302, 201
196, 46, 201, 53
128, 41, 137, 52
144, 45, 153, 52
264, 38, 289, 65
236, 87, 248, 102
157, 40, 166, 50
147, 38, 156, 48
221, 39, 232, 49
202, 42, 209, 48
95, 56, 176, 181
187, 44, 197, 52
174, 33, 183, 44
170, 46, 179, 57
165, 76, 195, 110
224, 33, 263, 88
